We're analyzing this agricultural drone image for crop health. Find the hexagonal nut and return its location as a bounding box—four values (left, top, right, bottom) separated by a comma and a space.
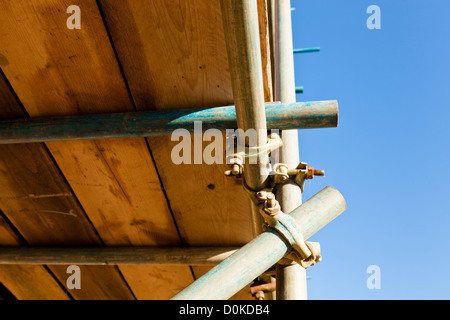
263, 200, 280, 216
306, 166, 315, 180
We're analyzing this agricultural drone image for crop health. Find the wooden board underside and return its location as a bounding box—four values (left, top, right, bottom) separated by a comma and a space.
100, 0, 273, 299
0, 209, 69, 300
0, 0, 273, 299
0, 61, 135, 300
0, 0, 192, 299
0, 71, 72, 300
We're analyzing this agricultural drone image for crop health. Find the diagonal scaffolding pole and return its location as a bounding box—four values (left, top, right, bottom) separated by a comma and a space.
170, 186, 346, 300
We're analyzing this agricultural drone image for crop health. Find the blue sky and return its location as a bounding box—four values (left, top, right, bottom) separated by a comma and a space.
291, 0, 450, 299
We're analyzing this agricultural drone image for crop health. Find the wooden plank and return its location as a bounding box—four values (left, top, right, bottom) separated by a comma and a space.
101, 0, 253, 244
146, 136, 253, 245
99, 0, 274, 299
0, 207, 69, 300
0, 0, 193, 299
101, 0, 233, 110
0, 215, 21, 246
0, 143, 136, 299
102, 0, 255, 245
0, 71, 133, 299
0, 265, 69, 300
0, 70, 72, 300
0, 225, 69, 300
99, 0, 274, 244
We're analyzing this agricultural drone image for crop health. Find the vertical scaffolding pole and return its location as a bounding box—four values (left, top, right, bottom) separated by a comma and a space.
220, 0, 270, 236
273, 0, 308, 300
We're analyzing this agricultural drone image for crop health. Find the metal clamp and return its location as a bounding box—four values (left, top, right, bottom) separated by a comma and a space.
272, 163, 289, 184
279, 241, 322, 269
272, 162, 325, 192
224, 133, 283, 177
258, 194, 321, 269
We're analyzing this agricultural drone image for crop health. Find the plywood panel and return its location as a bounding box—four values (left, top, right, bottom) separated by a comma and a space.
0, 70, 133, 299
101, 0, 253, 245
0, 205, 69, 300
101, 0, 233, 110
100, 0, 265, 299
146, 136, 253, 246
0, 0, 193, 299
0, 265, 69, 300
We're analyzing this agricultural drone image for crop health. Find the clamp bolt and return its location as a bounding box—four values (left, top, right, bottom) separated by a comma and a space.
254, 291, 265, 300
231, 164, 241, 175
266, 193, 276, 208
306, 166, 325, 180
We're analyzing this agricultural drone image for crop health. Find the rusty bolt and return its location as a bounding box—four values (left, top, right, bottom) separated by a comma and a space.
314, 169, 325, 176
306, 166, 325, 180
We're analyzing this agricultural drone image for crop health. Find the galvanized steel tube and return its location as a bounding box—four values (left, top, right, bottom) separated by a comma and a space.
293, 47, 320, 54
170, 186, 346, 300
0, 101, 337, 144
220, 0, 272, 236
273, 0, 308, 300
0, 246, 239, 266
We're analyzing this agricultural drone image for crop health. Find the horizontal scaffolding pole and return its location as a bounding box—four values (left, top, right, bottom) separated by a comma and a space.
293, 47, 320, 54
171, 186, 346, 300
0, 246, 239, 266
0, 101, 338, 144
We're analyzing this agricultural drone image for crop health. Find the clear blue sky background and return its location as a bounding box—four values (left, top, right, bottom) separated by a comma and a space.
292, 0, 450, 299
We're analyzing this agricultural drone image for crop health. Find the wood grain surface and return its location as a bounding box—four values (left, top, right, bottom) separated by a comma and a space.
0, 0, 192, 299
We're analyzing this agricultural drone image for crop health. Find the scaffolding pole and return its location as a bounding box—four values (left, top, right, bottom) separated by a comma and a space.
170, 186, 346, 300
273, 0, 308, 300
0, 247, 239, 266
0, 101, 338, 144
220, 0, 271, 236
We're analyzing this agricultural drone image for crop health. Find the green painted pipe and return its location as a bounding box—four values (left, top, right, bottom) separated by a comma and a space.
293, 47, 320, 54
295, 86, 304, 93
170, 186, 347, 300
0, 101, 338, 144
